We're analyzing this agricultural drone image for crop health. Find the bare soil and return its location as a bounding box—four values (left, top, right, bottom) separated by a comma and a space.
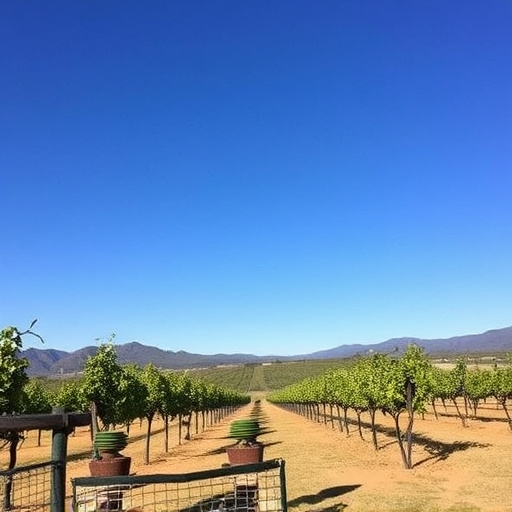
3, 397, 512, 512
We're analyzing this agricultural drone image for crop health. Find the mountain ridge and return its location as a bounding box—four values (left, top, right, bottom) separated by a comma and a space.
302, 326, 512, 359
22, 325, 512, 376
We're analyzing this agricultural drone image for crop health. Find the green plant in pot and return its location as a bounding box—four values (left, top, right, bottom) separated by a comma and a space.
89, 431, 131, 476
226, 418, 264, 466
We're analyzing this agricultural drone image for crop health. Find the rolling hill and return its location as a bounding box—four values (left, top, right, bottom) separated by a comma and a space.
22, 325, 512, 376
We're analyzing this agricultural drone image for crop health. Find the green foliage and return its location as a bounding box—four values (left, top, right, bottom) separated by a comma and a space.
268, 349, 431, 413
140, 363, 168, 420
465, 368, 494, 402
491, 365, 512, 401
82, 340, 123, 428
430, 366, 452, 401
188, 359, 351, 393
446, 357, 468, 399
397, 344, 434, 412
0, 320, 44, 474
186, 365, 255, 392
53, 379, 88, 412
116, 364, 147, 425
263, 359, 351, 391
31, 376, 78, 394
22, 379, 52, 414
171, 372, 194, 415
0, 323, 40, 415
248, 365, 267, 392
352, 354, 391, 410
268, 344, 434, 469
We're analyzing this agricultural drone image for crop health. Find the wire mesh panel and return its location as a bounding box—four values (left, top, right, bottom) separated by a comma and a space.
72, 459, 286, 512
0, 462, 55, 512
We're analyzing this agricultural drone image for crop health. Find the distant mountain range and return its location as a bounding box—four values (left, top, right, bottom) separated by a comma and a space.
22, 325, 512, 377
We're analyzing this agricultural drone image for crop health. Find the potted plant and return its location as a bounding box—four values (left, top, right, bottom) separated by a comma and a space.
89, 430, 131, 476
226, 418, 265, 466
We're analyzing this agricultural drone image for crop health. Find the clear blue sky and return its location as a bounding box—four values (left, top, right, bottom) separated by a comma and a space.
2, 1, 511, 356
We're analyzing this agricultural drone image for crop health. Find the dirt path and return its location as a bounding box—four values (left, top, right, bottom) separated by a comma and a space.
4, 398, 512, 512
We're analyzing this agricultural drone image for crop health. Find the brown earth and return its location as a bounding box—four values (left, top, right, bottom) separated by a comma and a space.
3, 397, 512, 512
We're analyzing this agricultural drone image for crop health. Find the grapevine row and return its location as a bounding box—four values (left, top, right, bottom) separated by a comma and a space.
267, 346, 512, 469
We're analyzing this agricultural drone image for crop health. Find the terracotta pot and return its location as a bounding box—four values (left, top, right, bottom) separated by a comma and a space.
89, 455, 132, 477
226, 443, 264, 466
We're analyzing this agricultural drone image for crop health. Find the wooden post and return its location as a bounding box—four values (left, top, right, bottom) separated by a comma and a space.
279, 459, 288, 512
51, 409, 69, 512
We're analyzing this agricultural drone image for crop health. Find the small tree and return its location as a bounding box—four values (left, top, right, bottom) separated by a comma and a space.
382, 344, 433, 469
447, 357, 469, 427
82, 339, 123, 430
174, 373, 193, 444
140, 363, 167, 464
117, 364, 147, 432
22, 379, 53, 446
491, 363, 512, 431
355, 354, 392, 450
465, 368, 494, 418
160, 372, 182, 453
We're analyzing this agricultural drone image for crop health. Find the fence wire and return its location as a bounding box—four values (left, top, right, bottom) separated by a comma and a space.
72, 459, 286, 512
0, 461, 56, 512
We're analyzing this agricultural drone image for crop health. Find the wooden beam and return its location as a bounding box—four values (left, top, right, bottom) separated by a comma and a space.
0, 413, 91, 433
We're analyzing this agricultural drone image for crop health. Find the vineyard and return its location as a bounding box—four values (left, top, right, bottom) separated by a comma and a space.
268, 346, 512, 469
5, 391, 512, 512
4, 326, 512, 511
186, 358, 351, 392
6, 336, 512, 470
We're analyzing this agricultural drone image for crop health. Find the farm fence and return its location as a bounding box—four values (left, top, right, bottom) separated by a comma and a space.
72, 458, 287, 512
0, 412, 92, 512
0, 461, 58, 512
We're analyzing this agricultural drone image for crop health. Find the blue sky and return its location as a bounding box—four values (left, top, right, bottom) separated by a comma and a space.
2, 1, 511, 356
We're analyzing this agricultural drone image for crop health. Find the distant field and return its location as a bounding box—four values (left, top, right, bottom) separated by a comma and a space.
186, 354, 511, 394
37, 354, 510, 396
185, 358, 352, 392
